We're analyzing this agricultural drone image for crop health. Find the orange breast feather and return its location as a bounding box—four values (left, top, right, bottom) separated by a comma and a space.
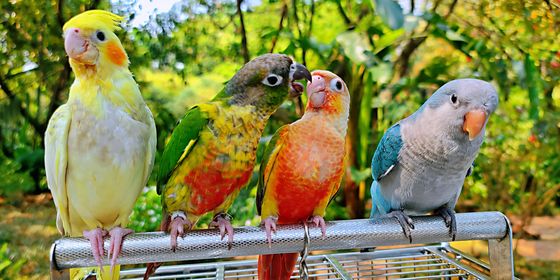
267, 118, 345, 224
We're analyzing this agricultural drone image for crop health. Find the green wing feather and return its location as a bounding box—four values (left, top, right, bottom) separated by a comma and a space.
156, 106, 208, 194
256, 125, 288, 215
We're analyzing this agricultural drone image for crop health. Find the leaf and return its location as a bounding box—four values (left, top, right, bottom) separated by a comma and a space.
374, 29, 405, 54
336, 31, 371, 65
369, 63, 392, 85
445, 29, 467, 42
373, 0, 404, 30
349, 167, 372, 183
524, 55, 543, 120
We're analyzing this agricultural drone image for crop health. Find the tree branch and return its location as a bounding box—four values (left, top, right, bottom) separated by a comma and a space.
57, 0, 65, 27
0, 75, 45, 134
236, 0, 250, 63
336, 0, 353, 26
6, 66, 39, 80
270, 2, 288, 53
394, 0, 456, 78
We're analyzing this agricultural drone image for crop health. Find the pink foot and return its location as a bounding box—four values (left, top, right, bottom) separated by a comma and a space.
83, 228, 108, 267
262, 216, 278, 248
209, 213, 234, 249
169, 212, 192, 252
309, 215, 327, 238
108, 227, 133, 272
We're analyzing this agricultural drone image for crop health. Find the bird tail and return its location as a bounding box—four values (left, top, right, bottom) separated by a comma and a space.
144, 212, 170, 279
257, 253, 298, 280
70, 265, 120, 280
370, 181, 391, 218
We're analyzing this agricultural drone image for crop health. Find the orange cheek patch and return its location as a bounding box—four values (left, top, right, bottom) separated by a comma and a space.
107, 41, 126, 66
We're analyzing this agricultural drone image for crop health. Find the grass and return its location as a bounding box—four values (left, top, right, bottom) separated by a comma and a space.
0, 194, 58, 280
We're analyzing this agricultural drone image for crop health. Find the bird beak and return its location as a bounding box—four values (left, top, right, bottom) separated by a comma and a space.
463, 109, 487, 141
289, 63, 312, 97
290, 63, 312, 82
64, 28, 98, 65
307, 74, 326, 108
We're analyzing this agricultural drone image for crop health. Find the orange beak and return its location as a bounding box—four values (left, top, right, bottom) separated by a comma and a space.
463, 109, 487, 141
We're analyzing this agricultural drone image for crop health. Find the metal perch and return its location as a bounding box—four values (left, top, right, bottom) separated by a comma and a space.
50, 211, 514, 279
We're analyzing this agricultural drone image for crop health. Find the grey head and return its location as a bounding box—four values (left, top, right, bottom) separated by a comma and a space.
415, 78, 499, 142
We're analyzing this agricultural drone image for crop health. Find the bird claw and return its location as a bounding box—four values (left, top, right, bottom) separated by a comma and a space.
209, 213, 234, 250
436, 207, 457, 241
83, 228, 108, 268
262, 216, 278, 248
107, 227, 133, 273
387, 210, 415, 243
169, 213, 192, 252
308, 215, 327, 238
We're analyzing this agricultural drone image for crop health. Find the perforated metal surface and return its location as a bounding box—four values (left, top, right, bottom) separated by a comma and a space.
51, 212, 508, 270
117, 245, 492, 279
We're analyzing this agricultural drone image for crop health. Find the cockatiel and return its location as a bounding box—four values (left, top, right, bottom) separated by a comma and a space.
44, 10, 156, 279
370, 79, 498, 242
154, 54, 311, 251
256, 70, 350, 280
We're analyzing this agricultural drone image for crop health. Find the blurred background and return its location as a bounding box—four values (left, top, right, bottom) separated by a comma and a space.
0, 0, 559, 278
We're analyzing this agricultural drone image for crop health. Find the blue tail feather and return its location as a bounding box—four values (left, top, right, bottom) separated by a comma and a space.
370, 181, 392, 219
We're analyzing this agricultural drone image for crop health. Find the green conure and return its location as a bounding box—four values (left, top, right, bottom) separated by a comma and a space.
156, 54, 311, 251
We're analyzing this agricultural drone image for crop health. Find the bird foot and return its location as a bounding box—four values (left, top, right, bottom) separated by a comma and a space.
209, 213, 234, 249
436, 207, 457, 241
107, 227, 133, 273
169, 211, 193, 252
261, 216, 278, 248
308, 215, 326, 238
387, 210, 415, 243
83, 228, 108, 268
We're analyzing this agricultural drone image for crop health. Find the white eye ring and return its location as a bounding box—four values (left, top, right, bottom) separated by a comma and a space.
330, 78, 344, 92
262, 74, 283, 87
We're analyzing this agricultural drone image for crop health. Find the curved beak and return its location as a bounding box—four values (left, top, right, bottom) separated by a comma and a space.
64, 28, 98, 65
288, 63, 312, 97
463, 109, 487, 141
289, 63, 312, 82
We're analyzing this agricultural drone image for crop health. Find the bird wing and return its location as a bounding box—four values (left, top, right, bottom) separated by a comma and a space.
156, 106, 208, 194
44, 105, 72, 235
256, 125, 289, 215
371, 124, 403, 181
143, 107, 157, 187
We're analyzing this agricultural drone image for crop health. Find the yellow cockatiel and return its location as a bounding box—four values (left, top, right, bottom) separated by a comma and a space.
44, 10, 156, 279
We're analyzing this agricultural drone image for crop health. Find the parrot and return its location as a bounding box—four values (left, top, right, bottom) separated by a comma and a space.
256, 70, 350, 280
44, 10, 156, 279
143, 53, 311, 278
369, 78, 498, 242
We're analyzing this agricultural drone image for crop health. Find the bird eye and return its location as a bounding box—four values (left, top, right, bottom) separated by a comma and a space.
450, 93, 458, 105
262, 74, 283, 87
96, 31, 105, 41
330, 78, 344, 92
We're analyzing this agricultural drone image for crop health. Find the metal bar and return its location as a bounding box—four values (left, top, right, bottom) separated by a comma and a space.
427, 247, 490, 280
50, 211, 508, 273
325, 255, 353, 280
115, 245, 500, 279
441, 243, 490, 269
488, 213, 514, 280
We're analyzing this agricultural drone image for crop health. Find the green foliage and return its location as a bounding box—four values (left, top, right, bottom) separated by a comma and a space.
1, 1, 560, 278
129, 187, 162, 232
0, 243, 26, 278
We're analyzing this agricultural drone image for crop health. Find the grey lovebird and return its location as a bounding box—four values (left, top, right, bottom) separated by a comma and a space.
369, 79, 499, 242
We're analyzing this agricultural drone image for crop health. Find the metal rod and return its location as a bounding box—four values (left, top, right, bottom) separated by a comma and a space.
50, 211, 509, 273
488, 213, 514, 280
